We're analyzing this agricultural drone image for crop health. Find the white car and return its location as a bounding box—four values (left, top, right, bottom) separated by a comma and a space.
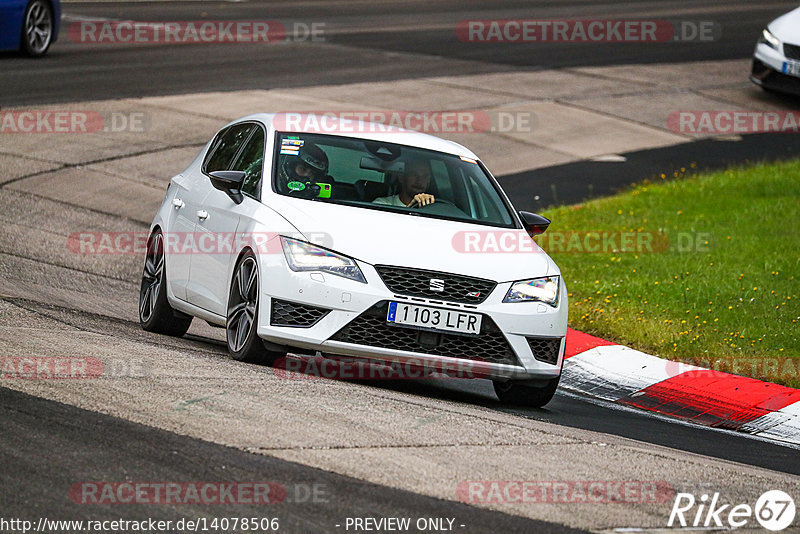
751, 6, 800, 96
139, 113, 568, 407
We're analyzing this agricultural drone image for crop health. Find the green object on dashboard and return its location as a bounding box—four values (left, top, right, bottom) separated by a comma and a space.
287, 181, 331, 198
316, 183, 331, 198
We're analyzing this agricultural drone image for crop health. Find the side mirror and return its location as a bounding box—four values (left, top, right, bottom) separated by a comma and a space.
519, 211, 551, 236
209, 170, 245, 204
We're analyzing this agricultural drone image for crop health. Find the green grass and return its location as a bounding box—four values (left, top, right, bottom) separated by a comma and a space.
540, 160, 800, 388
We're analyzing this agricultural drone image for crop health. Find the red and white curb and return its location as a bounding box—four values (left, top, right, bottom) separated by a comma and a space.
561, 329, 800, 446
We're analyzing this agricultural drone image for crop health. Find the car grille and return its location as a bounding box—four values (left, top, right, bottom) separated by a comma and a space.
526, 337, 562, 365
784, 43, 800, 60
330, 302, 520, 367
375, 265, 496, 304
270, 299, 330, 327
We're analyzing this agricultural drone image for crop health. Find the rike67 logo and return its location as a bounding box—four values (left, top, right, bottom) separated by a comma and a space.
669, 490, 796, 531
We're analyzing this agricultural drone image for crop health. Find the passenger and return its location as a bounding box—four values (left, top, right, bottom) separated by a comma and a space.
373, 159, 435, 207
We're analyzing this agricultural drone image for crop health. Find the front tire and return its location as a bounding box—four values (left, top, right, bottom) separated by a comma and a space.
226, 251, 285, 364
139, 230, 193, 336
493, 376, 560, 408
20, 0, 54, 57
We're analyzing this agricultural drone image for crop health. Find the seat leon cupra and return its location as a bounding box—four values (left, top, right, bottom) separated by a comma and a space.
139, 113, 568, 407
751, 6, 800, 96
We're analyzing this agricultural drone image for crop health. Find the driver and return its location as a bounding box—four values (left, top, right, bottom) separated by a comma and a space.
279, 142, 330, 191
373, 159, 435, 207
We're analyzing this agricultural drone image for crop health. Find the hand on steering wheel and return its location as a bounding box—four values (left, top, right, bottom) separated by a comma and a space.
407, 193, 435, 208
409, 196, 458, 209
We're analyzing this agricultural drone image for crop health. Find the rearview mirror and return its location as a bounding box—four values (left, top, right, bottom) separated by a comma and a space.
519, 211, 551, 236
209, 170, 245, 204
360, 156, 405, 173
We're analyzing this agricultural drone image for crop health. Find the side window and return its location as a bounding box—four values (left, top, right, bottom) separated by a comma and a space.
203, 123, 254, 173
231, 127, 265, 199
204, 126, 229, 169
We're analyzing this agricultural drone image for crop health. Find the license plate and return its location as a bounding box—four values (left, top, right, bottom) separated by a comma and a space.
387, 302, 482, 335
783, 61, 800, 77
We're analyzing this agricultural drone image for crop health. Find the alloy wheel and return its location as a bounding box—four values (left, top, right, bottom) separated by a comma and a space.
227, 256, 259, 353
139, 232, 164, 323
24, 0, 52, 56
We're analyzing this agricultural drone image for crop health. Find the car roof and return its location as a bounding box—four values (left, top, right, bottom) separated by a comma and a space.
224, 112, 482, 161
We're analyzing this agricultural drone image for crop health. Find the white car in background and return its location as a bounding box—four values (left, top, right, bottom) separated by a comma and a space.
139, 113, 568, 407
751, 6, 800, 96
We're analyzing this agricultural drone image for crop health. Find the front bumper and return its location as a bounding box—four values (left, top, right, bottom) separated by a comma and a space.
751, 43, 800, 96
255, 257, 567, 381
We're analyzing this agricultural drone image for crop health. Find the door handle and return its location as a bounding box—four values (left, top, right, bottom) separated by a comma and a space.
172, 198, 184, 209
196, 210, 209, 221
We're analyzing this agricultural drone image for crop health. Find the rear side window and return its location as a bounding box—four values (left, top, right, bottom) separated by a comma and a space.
204, 123, 255, 173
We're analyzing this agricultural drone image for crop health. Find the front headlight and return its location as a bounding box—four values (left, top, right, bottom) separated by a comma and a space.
758, 28, 780, 50
280, 237, 366, 284
503, 276, 560, 306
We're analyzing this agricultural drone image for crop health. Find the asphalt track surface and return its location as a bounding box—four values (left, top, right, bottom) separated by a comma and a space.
0, 387, 586, 533
2, 1, 800, 532
0, 292, 797, 530
343, 375, 800, 476
2, 0, 799, 105
499, 131, 800, 209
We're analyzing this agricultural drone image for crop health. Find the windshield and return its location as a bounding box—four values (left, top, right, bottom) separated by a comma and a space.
272, 133, 516, 227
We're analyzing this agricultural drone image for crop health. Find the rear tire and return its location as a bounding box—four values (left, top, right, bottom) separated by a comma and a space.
226, 251, 285, 365
139, 230, 193, 336
493, 376, 560, 407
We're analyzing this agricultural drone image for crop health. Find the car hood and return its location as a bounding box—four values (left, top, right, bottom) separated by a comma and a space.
272, 198, 556, 283
769, 7, 800, 39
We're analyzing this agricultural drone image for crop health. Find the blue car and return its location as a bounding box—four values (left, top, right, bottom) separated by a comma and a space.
0, 0, 60, 56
